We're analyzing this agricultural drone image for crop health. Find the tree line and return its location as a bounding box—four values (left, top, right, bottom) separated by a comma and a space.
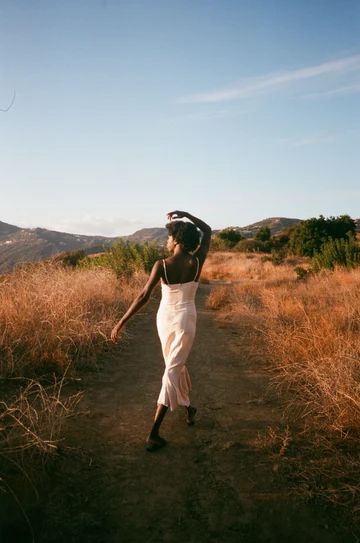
212, 215, 360, 269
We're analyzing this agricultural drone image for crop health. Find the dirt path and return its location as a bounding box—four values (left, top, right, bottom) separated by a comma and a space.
2, 285, 356, 542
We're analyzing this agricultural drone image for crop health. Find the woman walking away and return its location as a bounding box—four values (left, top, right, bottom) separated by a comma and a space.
111, 211, 211, 451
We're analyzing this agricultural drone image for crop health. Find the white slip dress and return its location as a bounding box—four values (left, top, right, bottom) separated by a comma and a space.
156, 257, 200, 411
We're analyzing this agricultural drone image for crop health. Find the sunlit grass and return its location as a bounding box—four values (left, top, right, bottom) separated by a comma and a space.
205, 251, 360, 516
0, 262, 146, 376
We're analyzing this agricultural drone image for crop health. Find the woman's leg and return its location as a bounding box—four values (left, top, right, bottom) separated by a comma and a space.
149, 403, 168, 439
185, 405, 197, 425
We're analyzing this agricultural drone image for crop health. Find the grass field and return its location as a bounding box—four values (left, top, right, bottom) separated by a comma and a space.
2, 252, 360, 524
204, 251, 360, 515
0, 262, 147, 462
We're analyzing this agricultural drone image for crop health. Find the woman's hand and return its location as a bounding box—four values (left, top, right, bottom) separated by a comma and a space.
110, 320, 125, 343
167, 210, 188, 221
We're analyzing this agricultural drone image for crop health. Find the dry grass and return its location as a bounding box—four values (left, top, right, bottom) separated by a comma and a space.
201, 251, 303, 284
0, 261, 148, 524
206, 252, 360, 518
0, 370, 83, 538
261, 268, 360, 434
0, 262, 147, 376
0, 372, 82, 455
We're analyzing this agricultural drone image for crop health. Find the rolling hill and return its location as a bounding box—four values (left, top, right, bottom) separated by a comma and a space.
1, 216, 359, 273
0, 222, 118, 273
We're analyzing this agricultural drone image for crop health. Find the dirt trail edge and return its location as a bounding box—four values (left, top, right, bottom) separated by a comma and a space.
5, 285, 356, 543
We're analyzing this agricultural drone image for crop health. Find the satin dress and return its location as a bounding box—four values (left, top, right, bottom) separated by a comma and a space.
156, 257, 200, 411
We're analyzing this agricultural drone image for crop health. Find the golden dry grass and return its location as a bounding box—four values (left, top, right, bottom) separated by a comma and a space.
201, 251, 305, 283
0, 372, 82, 455
205, 251, 360, 516
0, 262, 147, 376
0, 261, 147, 496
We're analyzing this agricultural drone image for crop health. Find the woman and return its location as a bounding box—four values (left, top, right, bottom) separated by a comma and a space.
111, 210, 212, 451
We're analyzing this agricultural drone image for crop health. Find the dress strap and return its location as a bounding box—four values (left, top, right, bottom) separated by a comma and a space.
194, 256, 200, 281
162, 259, 169, 284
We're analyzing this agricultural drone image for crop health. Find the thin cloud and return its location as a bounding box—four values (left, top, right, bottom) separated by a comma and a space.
169, 109, 229, 122
303, 81, 360, 98
177, 54, 360, 104
280, 132, 337, 147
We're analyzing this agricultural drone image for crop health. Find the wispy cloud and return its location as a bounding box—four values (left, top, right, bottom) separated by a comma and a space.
177, 54, 360, 104
279, 132, 338, 147
303, 81, 360, 99
169, 109, 230, 122
166, 108, 245, 123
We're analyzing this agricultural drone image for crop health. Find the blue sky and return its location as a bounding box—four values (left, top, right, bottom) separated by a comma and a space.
1, 0, 359, 235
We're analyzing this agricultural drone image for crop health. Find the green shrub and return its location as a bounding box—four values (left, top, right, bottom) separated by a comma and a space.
271, 251, 285, 266
255, 226, 271, 242
311, 237, 360, 271
294, 266, 308, 280
80, 240, 164, 277
210, 236, 229, 251
235, 239, 272, 253
260, 255, 272, 263
214, 228, 243, 249
142, 242, 164, 273
289, 214, 356, 257
58, 250, 87, 267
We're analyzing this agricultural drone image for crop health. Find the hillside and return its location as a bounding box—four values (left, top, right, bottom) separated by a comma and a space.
0, 223, 118, 273
122, 227, 168, 244
1, 216, 359, 273
236, 217, 301, 238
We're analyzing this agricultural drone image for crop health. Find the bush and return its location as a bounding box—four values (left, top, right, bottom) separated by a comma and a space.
311, 237, 360, 271
271, 251, 285, 266
271, 233, 290, 252
59, 250, 87, 267
235, 239, 272, 253
289, 214, 356, 257
80, 240, 164, 277
294, 266, 308, 280
210, 236, 230, 251
255, 226, 271, 242
214, 228, 243, 249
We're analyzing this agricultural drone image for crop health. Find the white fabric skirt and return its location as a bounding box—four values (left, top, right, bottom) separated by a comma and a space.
156, 300, 197, 411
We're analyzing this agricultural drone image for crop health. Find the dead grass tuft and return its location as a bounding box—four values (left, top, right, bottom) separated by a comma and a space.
0, 371, 82, 455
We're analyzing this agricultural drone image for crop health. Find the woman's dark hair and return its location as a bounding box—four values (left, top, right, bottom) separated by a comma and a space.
166, 220, 201, 252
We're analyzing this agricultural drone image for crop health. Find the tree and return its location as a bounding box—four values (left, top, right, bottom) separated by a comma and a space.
289, 215, 356, 257
255, 226, 271, 242
215, 228, 243, 249
312, 237, 360, 271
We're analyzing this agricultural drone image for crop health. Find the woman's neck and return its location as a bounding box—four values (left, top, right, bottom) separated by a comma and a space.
173, 245, 186, 256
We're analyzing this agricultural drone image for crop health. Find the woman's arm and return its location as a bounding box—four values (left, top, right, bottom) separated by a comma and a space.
110, 260, 162, 343
167, 210, 212, 261
167, 210, 211, 235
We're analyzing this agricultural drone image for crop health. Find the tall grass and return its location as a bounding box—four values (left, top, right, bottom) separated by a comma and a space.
206, 255, 360, 433
261, 268, 360, 433
0, 372, 83, 455
201, 251, 305, 283
0, 261, 149, 520
0, 262, 147, 376
205, 252, 360, 515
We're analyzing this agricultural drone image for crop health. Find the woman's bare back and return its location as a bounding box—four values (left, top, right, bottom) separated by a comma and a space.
162, 255, 200, 284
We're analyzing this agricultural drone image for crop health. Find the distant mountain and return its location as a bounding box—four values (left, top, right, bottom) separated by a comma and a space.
122, 227, 167, 244
237, 217, 302, 238
0, 220, 21, 235
0, 221, 119, 273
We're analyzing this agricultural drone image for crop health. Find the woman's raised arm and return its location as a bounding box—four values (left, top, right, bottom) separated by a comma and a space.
167, 210, 212, 261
